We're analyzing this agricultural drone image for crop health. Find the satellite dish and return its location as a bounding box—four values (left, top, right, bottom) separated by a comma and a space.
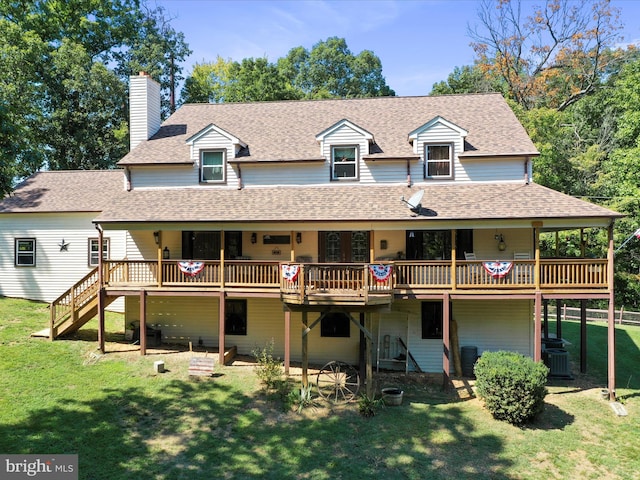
401, 190, 424, 214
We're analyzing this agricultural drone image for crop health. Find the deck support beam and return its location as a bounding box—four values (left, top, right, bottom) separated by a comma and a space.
284, 310, 291, 375
98, 288, 105, 354
218, 291, 226, 366
534, 291, 542, 362
442, 291, 451, 390
580, 299, 588, 373
302, 311, 309, 388
607, 222, 616, 401
139, 289, 147, 356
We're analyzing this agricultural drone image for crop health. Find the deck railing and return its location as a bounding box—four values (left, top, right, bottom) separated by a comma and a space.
102, 258, 609, 291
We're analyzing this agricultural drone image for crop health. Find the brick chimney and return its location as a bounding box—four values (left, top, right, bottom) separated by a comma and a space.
129, 72, 161, 151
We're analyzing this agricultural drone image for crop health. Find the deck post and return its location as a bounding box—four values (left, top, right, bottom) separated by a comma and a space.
97, 225, 105, 352
139, 289, 147, 356
534, 291, 542, 362
218, 291, 225, 366
365, 312, 373, 397
442, 291, 451, 390
580, 299, 588, 373
302, 311, 308, 388
451, 230, 457, 291
284, 309, 291, 375
607, 222, 616, 400
157, 231, 162, 288
98, 288, 105, 354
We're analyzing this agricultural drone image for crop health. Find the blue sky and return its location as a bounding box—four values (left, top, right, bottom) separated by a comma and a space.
156, 0, 640, 97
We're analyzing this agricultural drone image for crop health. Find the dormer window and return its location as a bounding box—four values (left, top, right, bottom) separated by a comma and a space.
200, 150, 225, 183
425, 144, 453, 179
331, 146, 357, 180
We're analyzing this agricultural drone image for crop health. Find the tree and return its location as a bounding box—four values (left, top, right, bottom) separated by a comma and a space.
431, 64, 504, 95
181, 37, 394, 104
468, 0, 623, 110
0, 0, 190, 195
279, 37, 395, 99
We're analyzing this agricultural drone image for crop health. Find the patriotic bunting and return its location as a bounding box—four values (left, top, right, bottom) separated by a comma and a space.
369, 264, 393, 282
281, 264, 300, 282
482, 261, 513, 279
178, 261, 205, 277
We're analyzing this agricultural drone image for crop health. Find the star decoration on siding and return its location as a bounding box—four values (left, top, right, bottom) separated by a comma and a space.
58, 239, 70, 251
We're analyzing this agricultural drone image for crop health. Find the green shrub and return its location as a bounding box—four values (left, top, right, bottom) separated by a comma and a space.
358, 394, 384, 418
252, 339, 283, 390
474, 350, 549, 425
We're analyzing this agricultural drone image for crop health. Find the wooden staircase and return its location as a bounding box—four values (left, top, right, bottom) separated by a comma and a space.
49, 268, 115, 339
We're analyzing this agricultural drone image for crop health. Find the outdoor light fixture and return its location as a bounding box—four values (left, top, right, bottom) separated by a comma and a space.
251, 233, 257, 244
153, 231, 160, 245
163, 246, 170, 259
380, 239, 388, 250
296, 232, 302, 244
495, 234, 507, 251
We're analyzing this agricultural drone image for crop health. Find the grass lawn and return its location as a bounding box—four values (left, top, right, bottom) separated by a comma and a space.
1, 296, 639, 479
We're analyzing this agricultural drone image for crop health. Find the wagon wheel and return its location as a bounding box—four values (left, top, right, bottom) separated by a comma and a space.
316, 361, 360, 403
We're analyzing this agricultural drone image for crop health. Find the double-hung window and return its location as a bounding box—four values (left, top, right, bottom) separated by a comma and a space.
331, 146, 357, 180
15, 238, 36, 266
200, 150, 225, 183
89, 238, 110, 266
425, 144, 453, 179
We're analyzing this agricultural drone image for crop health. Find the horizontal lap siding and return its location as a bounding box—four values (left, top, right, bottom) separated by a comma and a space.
374, 299, 532, 373
191, 129, 238, 187
123, 296, 360, 365
461, 157, 526, 182
131, 165, 198, 188
241, 162, 329, 186
416, 123, 467, 182
0, 213, 126, 304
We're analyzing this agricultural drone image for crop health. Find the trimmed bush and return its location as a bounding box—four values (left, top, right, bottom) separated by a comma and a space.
474, 350, 549, 425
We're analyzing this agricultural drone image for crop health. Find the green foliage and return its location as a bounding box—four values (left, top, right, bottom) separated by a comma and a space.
0, 0, 190, 194
474, 351, 549, 425
251, 339, 284, 390
286, 384, 316, 413
358, 393, 383, 418
430, 64, 504, 95
182, 37, 394, 104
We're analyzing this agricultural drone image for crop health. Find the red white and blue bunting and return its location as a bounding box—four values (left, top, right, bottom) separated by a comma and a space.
482, 261, 513, 279
178, 261, 205, 277
369, 264, 393, 282
281, 264, 300, 282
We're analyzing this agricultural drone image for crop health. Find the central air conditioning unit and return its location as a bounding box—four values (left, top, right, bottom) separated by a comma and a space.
545, 348, 571, 378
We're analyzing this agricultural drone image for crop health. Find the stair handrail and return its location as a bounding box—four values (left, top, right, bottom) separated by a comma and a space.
49, 267, 100, 339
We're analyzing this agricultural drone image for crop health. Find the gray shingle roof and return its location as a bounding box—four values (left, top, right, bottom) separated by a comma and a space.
118, 94, 539, 166
93, 183, 621, 224
0, 170, 123, 213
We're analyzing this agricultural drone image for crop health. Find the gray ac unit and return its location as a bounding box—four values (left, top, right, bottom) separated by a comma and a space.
546, 348, 571, 378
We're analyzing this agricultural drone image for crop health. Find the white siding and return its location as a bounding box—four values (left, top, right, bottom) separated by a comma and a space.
460, 157, 528, 183
415, 121, 466, 182
372, 299, 532, 373
190, 129, 239, 187
130, 165, 199, 189
240, 162, 330, 186
129, 75, 161, 151
124, 296, 360, 365
321, 124, 371, 184
0, 213, 126, 305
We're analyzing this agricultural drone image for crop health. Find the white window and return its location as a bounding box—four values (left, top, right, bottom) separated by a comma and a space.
425, 144, 453, 179
200, 150, 225, 183
15, 238, 36, 266
89, 238, 110, 266
331, 146, 357, 180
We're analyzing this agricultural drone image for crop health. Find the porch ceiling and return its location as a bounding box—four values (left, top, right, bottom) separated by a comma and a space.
93, 182, 621, 226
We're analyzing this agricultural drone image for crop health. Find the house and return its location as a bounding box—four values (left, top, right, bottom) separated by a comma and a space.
0, 73, 622, 396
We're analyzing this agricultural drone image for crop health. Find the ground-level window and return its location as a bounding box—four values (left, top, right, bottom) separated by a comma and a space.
321, 312, 351, 337
421, 302, 443, 339
225, 299, 247, 335
15, 238, 36, 266
89, 238, 110, 266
